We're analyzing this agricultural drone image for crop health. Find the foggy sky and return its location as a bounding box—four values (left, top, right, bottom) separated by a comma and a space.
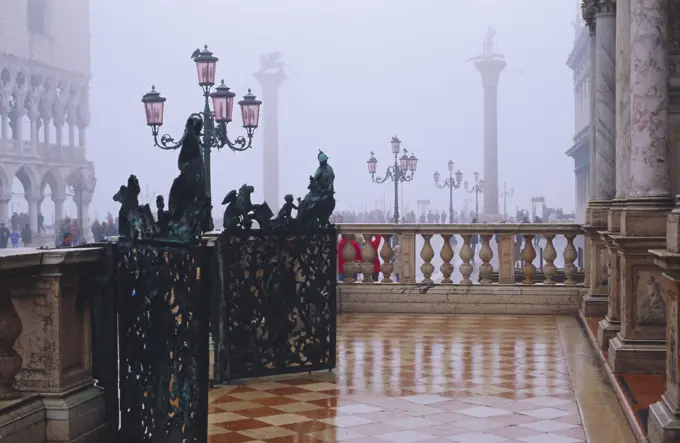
79, 0, 576, 219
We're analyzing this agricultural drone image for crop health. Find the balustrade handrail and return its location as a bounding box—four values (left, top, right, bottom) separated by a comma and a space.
336, 222, 584, 235
334, 222, 585, 286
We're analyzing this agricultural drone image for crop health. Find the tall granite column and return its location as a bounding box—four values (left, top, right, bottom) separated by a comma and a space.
598, 0, 632, 350
608, 0, 672, 374
473, 42, 505, 221
254, 63, 286, 208
581, 0, 617, 317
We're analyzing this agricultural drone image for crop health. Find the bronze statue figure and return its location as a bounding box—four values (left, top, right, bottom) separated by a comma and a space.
222, 184, 274, 230
296, 150, 336, 228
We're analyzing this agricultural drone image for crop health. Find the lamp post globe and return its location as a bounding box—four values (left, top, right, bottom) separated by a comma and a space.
209, 80, 236, 123
141, 86, 166, 130
193, 45, 218, 87
238, 89, 262, 129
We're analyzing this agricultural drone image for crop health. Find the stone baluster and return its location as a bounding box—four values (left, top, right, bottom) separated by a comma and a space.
379, 234, 394, 283
341, 235, 357, 283
497, 233, 515, 284
563, 234, 578, 285
459, 234, 474, 285
440, 234, 454, 284
542, 234, 557, 285
0, 282, 23, 399
521, 235, 537, 285
420, 234, 435, 284
478, 234, 494, 284
361, 234, 376, 283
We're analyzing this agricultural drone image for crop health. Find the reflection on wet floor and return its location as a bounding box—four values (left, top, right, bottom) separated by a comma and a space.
208, 314, 632, 443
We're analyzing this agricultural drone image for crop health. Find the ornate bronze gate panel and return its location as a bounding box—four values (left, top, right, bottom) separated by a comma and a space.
116, 241, 210, 443
220, 228, 337, 381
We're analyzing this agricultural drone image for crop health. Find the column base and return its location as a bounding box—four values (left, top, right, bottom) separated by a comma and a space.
597, 317, 621, 351
0, 395, 45, 442
608, 334, 666, 374
41, 385, 108, 443
581, 292, 608, 317
648, 396, 680, 443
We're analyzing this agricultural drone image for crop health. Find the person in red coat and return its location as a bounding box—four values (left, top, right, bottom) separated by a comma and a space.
338, 234, 361, 281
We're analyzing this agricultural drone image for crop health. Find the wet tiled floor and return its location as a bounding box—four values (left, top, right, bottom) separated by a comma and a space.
208, 314, 634, 443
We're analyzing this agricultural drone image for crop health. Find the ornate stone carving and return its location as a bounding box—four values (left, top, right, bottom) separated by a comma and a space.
636, 272, 667, 325
581, 0, 597, 30
594, 0, 616, 14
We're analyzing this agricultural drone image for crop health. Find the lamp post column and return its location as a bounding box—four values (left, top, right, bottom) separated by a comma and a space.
393, 156, 400, 223
449, 184, 454, 224
202, 96, 213, 196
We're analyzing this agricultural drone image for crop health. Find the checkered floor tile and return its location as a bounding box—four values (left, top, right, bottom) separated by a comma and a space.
208, 314, 587, 442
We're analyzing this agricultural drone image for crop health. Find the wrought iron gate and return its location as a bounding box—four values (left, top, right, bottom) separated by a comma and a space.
115, 241, 211, 443
219, 228, 337, 381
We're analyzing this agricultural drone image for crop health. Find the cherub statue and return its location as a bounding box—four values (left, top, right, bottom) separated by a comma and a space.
271, 194, 298, 229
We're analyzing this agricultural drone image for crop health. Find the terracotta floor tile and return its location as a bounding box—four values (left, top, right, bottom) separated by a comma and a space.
207, 314, 634, 443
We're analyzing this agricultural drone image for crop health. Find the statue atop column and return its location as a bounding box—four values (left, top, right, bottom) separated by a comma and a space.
256, 52, 298, 76
483, 27, 496, 55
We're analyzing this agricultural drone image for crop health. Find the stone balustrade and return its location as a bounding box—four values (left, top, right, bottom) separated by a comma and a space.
335, 223, 585, 315
0, 247, 107, 442
5, 138, 86, 163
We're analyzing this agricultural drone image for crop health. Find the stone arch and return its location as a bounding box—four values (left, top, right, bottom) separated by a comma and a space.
13, 164, 40, 200
39, 168, 66, 200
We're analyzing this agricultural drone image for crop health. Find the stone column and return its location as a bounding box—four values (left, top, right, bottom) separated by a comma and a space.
0, 197, 9, 225
582, 0, 617, 317
27, 195, 38, 233
53, 113, 64, 147
598, 0, 632, 350
474, 54, 506, 221
649, 196, 680, 440
608, 0, 673, 374
53, 197, 64, 225
0, 103, 9, 153
254, 66, 286, 208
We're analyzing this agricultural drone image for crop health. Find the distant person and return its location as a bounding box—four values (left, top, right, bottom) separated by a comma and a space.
0, 223, 9, 248
21, 223, 32, 247
9, 230, 19, 248
37, 212, 45, 234
60, 232, 73, 248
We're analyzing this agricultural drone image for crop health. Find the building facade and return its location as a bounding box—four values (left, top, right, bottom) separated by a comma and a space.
0, 0, 94, 235
565, 10, 590, 223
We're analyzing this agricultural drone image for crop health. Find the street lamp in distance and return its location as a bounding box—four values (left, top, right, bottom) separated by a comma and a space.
367, 136, 418, 223
434, 159, 464, 223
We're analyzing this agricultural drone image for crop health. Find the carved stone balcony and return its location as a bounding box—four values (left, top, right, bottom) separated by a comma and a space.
336, 223, 585, 315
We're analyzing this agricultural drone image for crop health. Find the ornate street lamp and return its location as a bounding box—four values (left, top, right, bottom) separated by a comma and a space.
141, 45, 262, 197
464, 171, 484, 220
500, 182, 514, 221
367, 136, 418, 223
434, 159, 464, 223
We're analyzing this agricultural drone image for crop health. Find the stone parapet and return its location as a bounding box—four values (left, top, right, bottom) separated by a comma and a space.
0, 247, 108, 442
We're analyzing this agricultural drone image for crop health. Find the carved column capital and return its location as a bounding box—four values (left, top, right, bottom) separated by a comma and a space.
594, 0, 616, 15
581, 0, 597, 31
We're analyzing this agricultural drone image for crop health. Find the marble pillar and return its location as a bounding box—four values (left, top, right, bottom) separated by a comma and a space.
594, 1, 617, 200
599, 0, 632, 349
254, 67, 286, 209
474, 55, 506, 221
609, 0, 673, 374
27, 196, 38, 233
647, 1, 680, 439
53, 197, 64, 225
649, 200, 680, 442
